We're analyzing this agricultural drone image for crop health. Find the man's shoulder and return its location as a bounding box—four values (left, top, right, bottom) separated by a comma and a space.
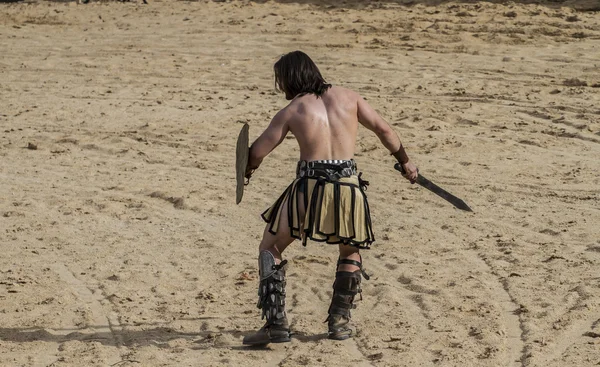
273, 99, 303, 123
272, 105, 292, 121
328, 85, 358, 97
326, 86, 362, 105
282, 86, 360, 113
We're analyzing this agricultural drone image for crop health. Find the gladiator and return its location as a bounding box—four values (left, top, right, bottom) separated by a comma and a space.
242, 51, 418, 345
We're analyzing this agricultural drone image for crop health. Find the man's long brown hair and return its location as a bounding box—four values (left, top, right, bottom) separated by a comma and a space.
274, 51, 332, 100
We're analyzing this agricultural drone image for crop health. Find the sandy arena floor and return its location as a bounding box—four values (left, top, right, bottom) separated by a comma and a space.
1, 0, 599, 366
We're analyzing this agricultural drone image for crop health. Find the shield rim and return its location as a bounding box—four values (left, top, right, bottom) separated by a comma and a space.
236, 123, 249, 204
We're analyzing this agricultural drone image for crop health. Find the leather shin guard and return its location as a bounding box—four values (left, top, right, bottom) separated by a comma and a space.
257, 250, 288, 327
327, 270, 362, 319
244, 251, 290, 345
326, 257, 368, 340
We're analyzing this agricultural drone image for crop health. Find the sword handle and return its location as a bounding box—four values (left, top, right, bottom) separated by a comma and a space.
394, 162, 406, 174
394, 163, 417, 184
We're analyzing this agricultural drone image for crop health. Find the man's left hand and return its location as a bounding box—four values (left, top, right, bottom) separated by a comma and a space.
245, 165, 257, 182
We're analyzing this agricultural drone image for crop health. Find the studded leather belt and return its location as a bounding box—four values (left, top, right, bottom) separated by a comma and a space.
296, 159, 357, 181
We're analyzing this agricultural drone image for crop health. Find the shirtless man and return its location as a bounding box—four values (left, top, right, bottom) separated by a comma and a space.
242, 51, 418, 345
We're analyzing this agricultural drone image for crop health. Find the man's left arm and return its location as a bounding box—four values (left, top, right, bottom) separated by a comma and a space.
246, 111, 289, 178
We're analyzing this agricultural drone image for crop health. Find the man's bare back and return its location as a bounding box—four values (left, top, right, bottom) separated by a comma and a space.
285, 86, 359, 161
248, 85, 416, 176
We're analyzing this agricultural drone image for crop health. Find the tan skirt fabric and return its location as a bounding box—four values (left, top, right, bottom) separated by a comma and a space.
261, 175, 375, 249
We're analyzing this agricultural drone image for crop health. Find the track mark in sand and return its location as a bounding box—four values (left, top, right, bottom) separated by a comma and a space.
534, 313, 600, 366
473, 255, 526, 367
260, 350, 293, 367
343, 338, 377, 367
50, 263, 123, 363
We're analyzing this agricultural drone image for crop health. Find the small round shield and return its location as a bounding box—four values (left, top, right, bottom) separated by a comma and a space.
235, 123, 249, 204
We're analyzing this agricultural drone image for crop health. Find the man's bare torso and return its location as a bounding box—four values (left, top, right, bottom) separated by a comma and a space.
247, 83, 407, 179
283, 86, 359, 161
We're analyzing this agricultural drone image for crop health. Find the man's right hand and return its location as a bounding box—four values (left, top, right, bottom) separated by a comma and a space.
401, 161, 418, 184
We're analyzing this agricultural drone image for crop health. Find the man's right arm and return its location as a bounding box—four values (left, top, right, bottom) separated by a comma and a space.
356, 94, 418, 181
357, 95, 401, 153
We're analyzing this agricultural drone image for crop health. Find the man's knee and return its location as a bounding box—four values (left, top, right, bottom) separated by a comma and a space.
338, 244, 360, 258
337, 245, 362, 272
259, 234, 293, 263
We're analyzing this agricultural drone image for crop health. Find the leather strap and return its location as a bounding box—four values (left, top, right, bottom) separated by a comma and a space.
337, 256, 370, 280
391, 144, 410, 164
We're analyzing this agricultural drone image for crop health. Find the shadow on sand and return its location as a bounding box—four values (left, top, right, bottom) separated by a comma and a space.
0, 325, 329, 349
2, 0, 597, 11
231, 0, 599, 11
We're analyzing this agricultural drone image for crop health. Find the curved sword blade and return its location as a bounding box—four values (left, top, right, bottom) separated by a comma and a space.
415, 175, 473, 212
394, 163, 473, 212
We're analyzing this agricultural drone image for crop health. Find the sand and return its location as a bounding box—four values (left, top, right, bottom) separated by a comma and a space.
1, 0, 599, 366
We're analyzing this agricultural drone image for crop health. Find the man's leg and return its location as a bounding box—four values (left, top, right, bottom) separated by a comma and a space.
338, 244, 361, 272
259, 189, 305, 261
326, 244, 367, 340
258, 220, 294, 264
243, 198, 302, 345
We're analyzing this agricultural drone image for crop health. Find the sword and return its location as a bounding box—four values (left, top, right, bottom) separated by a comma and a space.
394, 163, 473, 212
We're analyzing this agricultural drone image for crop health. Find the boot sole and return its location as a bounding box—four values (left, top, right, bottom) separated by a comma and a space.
271, 336, 292, 343
243, 336, 291, 346
328, 331, 352, 341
